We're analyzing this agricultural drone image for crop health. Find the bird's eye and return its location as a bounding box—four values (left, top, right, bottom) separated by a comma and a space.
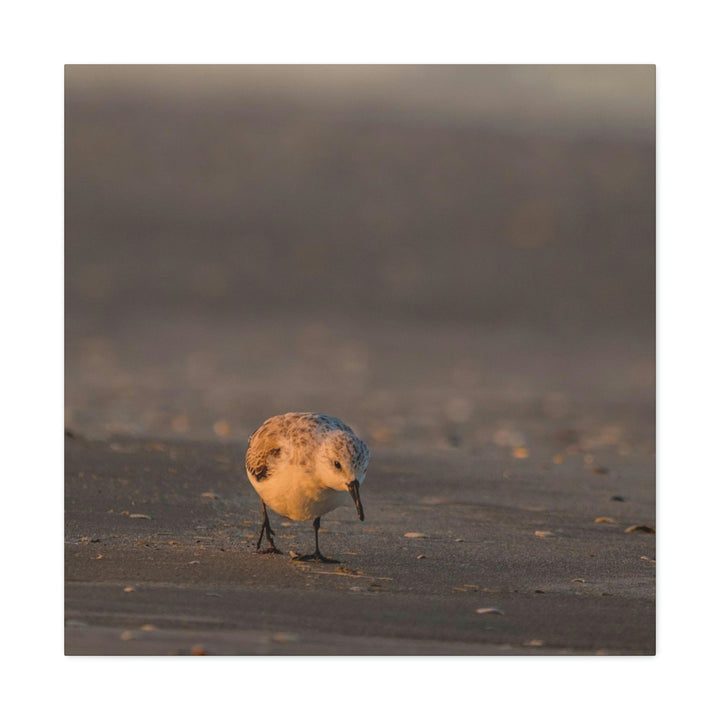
334, 461, 342, 470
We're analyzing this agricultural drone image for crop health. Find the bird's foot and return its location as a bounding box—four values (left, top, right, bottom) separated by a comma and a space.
256, 546, 282, 555
291, 551, 339, 564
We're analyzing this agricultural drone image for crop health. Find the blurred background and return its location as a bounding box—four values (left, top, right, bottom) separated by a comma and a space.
65, 65, 654, 458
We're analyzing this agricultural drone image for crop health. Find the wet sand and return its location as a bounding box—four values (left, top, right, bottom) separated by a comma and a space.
65, 429, 654, 655
64, 66, 655, 655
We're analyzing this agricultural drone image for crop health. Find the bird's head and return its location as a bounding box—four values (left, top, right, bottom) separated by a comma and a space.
316, 430, 370, 521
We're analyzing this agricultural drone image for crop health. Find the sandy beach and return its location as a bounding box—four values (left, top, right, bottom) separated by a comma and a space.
65, 66, 655, 655
65, 414, 654, 655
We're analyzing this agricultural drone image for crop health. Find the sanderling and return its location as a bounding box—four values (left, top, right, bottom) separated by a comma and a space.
245, 412, 370, 562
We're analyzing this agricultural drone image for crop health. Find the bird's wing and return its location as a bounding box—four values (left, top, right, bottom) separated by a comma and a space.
246, 427, 282, 481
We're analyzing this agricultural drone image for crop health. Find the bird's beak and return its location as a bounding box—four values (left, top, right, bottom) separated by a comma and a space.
347, 480, 365, 521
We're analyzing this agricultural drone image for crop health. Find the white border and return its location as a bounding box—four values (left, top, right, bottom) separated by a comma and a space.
4, 1, 719, 718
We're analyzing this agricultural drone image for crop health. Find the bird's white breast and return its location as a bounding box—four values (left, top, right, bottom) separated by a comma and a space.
247, 464, 347, 521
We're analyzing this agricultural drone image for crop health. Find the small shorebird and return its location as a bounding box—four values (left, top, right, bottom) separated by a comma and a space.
245, 412, 370, 562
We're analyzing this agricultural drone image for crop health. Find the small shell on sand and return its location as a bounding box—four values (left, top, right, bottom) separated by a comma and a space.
625, 524, 655, 534
476, 607, 504, 615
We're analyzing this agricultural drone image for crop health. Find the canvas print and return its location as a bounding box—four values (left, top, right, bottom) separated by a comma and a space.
65, 65, 655, 655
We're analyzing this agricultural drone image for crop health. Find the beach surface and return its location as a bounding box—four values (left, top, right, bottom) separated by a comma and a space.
65, 66, 655, 655
65, 420, 654, 655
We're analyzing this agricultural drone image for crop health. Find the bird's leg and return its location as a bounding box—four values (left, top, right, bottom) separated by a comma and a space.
292, 516, 339, 563
312, 516, 323, 556
256, 501, 282, 554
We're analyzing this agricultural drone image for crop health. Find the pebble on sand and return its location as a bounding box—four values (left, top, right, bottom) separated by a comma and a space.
272, 632, 299, 643
625, 524, 655, 534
